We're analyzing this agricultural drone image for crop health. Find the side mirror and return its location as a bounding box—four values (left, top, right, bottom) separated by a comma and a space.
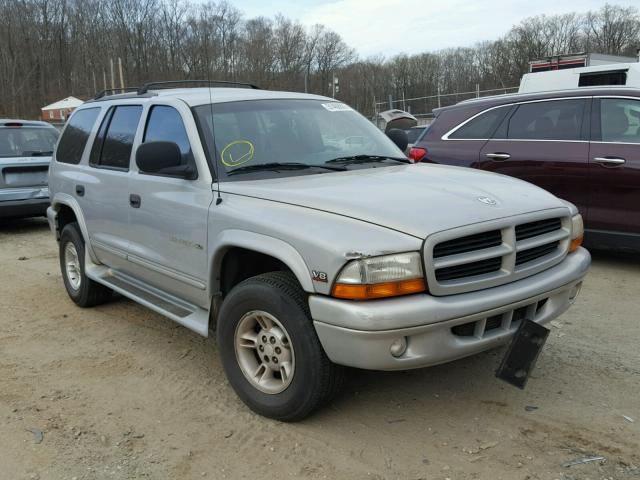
386, 128, 409, 152
136, 141, 196, 180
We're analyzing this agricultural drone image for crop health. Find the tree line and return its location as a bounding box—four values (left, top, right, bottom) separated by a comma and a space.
0, 1, 639, 120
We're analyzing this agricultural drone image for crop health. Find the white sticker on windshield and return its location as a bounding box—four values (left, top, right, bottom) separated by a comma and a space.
321, 102, 353, 112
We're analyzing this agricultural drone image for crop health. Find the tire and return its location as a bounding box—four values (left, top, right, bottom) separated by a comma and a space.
217, 271, 344, 422
59, 222, 112, 307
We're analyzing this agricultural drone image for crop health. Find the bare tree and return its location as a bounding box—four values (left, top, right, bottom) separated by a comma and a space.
0, 1, 639, 119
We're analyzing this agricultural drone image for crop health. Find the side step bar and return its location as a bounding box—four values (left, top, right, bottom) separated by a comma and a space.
85, 263, 210, 337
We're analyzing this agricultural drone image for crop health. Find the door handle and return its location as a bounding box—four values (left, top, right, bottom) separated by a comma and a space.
485, 153, 511, 160
75, 185, 85, 197
129, 194, 141, 208
593, 157, 625, 166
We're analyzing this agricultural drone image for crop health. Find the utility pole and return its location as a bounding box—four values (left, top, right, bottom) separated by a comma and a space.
103, 70, 107, 91
118, 58, 125, 93
92, 71, 97, 95
110, 58, 115, 91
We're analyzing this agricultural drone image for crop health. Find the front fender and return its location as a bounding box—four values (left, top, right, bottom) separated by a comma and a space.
211, 229, 314, 293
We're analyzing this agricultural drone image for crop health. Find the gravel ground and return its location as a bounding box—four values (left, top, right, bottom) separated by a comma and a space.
1, 217, 638, 480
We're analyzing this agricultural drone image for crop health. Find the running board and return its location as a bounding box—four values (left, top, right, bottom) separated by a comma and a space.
85, 263, 210, 337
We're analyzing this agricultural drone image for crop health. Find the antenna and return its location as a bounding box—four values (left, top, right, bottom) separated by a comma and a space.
204, 38, 223, 206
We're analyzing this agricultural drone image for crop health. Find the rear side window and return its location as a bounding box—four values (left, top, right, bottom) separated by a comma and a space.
600, 98, 640, 144
448, 106, 510, 139
56, 108, 100, 164
506, 99, 585, 141
90, 105, 142, 170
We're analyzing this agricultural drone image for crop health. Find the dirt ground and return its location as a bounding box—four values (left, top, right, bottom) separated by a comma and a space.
0, 217, 638, 480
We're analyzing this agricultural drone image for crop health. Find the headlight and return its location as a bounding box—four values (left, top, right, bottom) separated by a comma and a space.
332, 252, 426, 300
569, 214, 584, 253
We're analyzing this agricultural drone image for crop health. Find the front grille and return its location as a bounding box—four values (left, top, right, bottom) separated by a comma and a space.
433, 230, 502, 258
516, 241, 559, 266
426, 213, 570, 296
516, 218, 562, 241
451, 298, 547, 338
435, 257, 502, 281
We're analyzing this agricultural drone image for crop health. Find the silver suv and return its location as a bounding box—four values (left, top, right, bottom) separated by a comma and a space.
1, 119, 59, 219
47, 82, 590, 421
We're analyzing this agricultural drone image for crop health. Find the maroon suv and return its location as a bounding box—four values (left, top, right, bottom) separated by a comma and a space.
411, 87, 640, 251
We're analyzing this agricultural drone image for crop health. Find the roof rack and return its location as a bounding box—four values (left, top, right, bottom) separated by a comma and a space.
137, 80, 261, 95
93, 87, 140, 100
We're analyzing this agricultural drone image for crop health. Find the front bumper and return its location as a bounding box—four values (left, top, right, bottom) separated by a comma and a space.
310, 247, 590, 370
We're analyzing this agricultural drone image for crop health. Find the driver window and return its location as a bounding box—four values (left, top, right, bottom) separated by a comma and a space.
143, 105, 194, 167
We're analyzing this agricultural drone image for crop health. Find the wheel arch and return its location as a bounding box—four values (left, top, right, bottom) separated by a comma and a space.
50, 193, 99, 261
211, 230, 314, 297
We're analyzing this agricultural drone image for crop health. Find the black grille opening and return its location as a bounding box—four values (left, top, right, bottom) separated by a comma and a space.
516, 241, 559, 266
451, 322, 475, 337
536, 298, 548, 314
433, 230, 502, 258
516, 218, 562, 241
451, 314, 505, 338
435, 257, 502, 282
485, 314, 503, 332
512, 305, 529, 323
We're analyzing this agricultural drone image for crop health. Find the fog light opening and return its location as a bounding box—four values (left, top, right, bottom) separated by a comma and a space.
390, 337, 408, 358
568, 282, 583, 304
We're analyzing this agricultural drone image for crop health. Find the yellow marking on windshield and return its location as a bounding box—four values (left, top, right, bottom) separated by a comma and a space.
221, 140, 255, 167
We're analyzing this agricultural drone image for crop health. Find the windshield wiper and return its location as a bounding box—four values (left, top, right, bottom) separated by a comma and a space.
325, 155, 411, 165
227, 162, 346, 176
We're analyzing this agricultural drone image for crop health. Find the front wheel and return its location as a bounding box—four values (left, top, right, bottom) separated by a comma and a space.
217, 272, 344, 421
59, 222, 112, 307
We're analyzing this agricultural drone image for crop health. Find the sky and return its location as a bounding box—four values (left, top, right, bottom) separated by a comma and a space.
230, 0, 640, 58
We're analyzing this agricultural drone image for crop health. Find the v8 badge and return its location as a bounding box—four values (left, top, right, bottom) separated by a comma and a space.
312, 270, 328, 283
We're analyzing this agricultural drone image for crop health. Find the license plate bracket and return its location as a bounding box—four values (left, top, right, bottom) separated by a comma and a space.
496, 319, 550, 389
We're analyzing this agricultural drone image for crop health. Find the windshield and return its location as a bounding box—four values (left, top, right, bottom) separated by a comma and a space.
0, 127, 59, 158
194, 99, 404, 180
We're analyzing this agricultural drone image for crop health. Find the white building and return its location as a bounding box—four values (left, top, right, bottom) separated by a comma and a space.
41, 96, 84, 122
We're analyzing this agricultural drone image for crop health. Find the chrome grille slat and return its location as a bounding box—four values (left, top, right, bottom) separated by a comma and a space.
425, 210, 571, 296
433, 244, 512, 269
516, 229, 569, 250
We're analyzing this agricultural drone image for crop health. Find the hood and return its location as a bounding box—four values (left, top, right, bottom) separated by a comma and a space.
221, 164, 568, 239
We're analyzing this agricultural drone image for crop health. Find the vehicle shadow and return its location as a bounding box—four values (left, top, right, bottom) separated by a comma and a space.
588, 247, 640, 268
0, 216, 50, 234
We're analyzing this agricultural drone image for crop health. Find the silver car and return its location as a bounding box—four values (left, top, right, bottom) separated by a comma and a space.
46, 83, 590, 421
0, 119, 59, 219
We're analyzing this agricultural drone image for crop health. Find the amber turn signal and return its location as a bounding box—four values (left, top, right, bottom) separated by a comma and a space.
332, 278, 426, 300
569, 235, 583, 253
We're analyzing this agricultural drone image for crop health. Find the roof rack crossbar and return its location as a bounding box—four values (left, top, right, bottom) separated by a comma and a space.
137, 80, 261, 94
93, 87, 140, 100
